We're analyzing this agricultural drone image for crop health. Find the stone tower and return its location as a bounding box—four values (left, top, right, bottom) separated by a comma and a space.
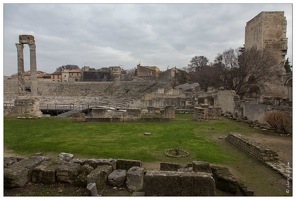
245, 11, 288, 69
244, 11, 288, 97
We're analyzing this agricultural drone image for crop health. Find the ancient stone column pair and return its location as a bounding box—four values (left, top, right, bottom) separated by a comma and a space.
16, 35, 37, 96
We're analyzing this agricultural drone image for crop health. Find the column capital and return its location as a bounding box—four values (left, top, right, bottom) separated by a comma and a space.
28, 44, 36, 50
15, 43, 24, 49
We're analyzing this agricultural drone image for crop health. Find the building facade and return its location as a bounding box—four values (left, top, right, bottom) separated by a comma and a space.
137, 64, 160, 79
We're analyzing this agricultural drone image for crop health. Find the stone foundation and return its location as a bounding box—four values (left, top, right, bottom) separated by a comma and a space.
7, 96, 42, 117
143, 171, 215, 196
226, 132, 278, 162
225, 132, 291, 179
4, 154, 258, 196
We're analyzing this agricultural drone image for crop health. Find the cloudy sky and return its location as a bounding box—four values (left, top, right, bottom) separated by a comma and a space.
2, 2, 293, 76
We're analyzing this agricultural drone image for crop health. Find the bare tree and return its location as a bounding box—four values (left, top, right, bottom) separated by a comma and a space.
215, 46, 281, 96
187, 56, 209, 72
189, 64, 221, 92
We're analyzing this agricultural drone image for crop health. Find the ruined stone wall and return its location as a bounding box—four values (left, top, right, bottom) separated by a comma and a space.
3, 80, 171, 108
226, 132, 278, 162
241, 102, 292, 124
214, 90, 238, 113
243, 103, 269, 123
4, 155, 216, 196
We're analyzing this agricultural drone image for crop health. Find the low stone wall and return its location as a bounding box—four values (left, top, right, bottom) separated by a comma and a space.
225, 132, 278, 162
4, 153, 258, 196
143, 171, 215, 196
225, 132, 292, 180
194, 106, 221, 121
85, 117, 172, 123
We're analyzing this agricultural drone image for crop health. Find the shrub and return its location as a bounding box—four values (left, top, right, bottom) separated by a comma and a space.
263, 111, 292, 134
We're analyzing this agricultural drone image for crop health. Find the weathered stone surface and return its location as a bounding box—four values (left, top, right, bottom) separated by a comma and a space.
70, 158, 86, 165
4, 167, 28, 189
108, 169, 127, 187
86, 182, 99, 196
56, 162, 81, 184
144, 132, 152, 136
87, 165, 113, 191
72, 113, 86, 122
143, 171, 216, 196
192, 161, 212, 173
226, 132, 279, 162
211, 165, 238, 194
161, 106, 175, 119
74, 164, 94, 187
4, 157, 24, 168
160, 162, 182, 171
85, 158, 117, 170
58, 152, 74, 162
116, 159, 142, 171
11, 97, 42, 117
126, 166, 144, 191
4, 156, 46, 188
31, 159, 59, 184
239, 183, 254, 196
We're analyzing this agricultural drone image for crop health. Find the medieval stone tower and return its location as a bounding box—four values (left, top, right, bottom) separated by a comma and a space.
245, 11, 288, 70
244, 11, 288, 97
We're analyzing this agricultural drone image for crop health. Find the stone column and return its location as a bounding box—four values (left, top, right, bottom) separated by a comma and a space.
29, 44, 37, 96
162, 106, 175, 119
16, 43, 25, 96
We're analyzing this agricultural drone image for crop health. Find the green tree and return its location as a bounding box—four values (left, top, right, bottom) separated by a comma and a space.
284, 58, 292, 73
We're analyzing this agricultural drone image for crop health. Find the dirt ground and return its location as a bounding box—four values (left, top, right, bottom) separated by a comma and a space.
250, 132, 292, 167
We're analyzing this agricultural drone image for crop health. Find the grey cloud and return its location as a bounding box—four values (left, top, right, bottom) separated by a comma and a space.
3, 3, 292, 76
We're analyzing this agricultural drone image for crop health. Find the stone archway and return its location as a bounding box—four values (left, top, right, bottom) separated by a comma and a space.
16, 35, 37, 96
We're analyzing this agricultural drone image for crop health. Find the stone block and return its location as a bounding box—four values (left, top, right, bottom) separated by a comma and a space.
58, 152, 74, 162
4, 156, 46, 188
70, 158, 86, 165
72, 113, 86, 122
85, 158, 117, 170
31, 160, 59, 184
143, 171, 215, 196
238, 183, 254, 196
87, 165, 113, 191
126, 166, 144, 192
192, 161, 212, 173
87, 182, 99, 196
4, 157, 24, 168
160, 162, 182, 171
56, 162, 81, 184
108, 169, 127, 187
211, 165, 238, 194
116, 159, 142, 171
74, 164, 94, 187
4, 167, 29, 189
161, 106, 175, 119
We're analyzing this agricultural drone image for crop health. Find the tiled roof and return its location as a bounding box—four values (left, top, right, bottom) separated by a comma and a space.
69, 69, 81, 73
51, 71, 62, 75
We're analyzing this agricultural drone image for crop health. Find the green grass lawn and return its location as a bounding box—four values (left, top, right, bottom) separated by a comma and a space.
3, 115, 290, 196
4, 115, 252, 164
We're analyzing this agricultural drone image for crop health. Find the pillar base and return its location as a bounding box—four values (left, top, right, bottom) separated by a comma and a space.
9, 96, 43, 117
